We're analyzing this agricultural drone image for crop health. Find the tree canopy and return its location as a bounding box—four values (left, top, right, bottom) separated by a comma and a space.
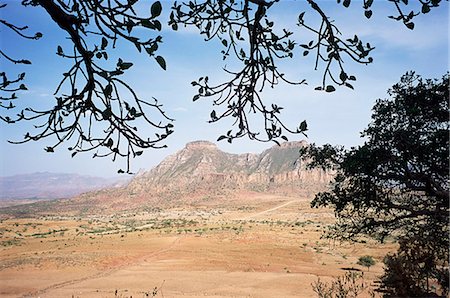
0, 0, 446, 172
301, 72, 449, 296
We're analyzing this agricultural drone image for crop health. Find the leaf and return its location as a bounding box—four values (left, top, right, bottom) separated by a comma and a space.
151, 1, 162, 18
102, 108, 112, 120
210, 110, 217, 120
155, 55, 166, 70
303, 50, 309, 56
105, 138, 113, 148
135, 151, 143, 156
345, 82, 354, 90
299, 120, 308, 132
118, 169, 125, 174
104, 84, 113, 98
153, 20, 162, 31
314, 86, 323, 91
364, 10, 372, 19
343, 0, 351, 8
193, 94, 200, 101
141, 19, 155, 29
325, 85, 336, 92
298, 12, 305, 23
217, 135, 227, 142
120, 62, 133, 70
405, 22, 415, 30
145, 43, 159, 55
221, 39, 228, 47
45, 146, 54, 153
340, 71, 348, 82
101, 37, 108, 50
57, 45, 63, 55
421, 3, 430, 14
364, 0, 374, 9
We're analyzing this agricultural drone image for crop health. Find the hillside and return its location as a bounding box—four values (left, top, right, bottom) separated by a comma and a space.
0, 140, 332, 216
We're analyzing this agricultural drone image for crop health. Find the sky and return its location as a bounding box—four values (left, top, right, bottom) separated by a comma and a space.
0, 0, 448, 178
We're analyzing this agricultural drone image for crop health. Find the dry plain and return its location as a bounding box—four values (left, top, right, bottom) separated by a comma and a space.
0, 193, 396, 297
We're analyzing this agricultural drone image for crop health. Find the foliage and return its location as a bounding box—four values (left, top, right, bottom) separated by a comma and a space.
356, 255, 375, 271
301, 72, 449, 296
379, 234, 449, 297
0, 1, 446, 171
1, 0, 173, 173
312, 271, 373, 298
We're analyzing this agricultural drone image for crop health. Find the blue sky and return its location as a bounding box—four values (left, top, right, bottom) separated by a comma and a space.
0, 0, 448, 177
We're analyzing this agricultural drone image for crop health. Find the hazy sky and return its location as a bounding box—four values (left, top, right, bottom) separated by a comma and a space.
0, 0, 448, 177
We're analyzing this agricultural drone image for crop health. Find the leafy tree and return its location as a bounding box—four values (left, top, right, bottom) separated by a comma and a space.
301, 72, 449, 296
0, 0, 446, 172
357, 256, 375, 271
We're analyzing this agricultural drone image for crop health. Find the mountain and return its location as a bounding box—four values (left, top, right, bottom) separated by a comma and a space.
0, 140, 333, 217
127, 140, 331, 198
0, 172, 128, 200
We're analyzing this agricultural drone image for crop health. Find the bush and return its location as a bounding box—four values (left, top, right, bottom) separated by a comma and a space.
357, 256, 375, 271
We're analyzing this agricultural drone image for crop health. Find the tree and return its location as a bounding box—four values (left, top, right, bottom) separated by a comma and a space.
0, 0, 446, 172
357, 256, 375, 271
301, 72, 449, 296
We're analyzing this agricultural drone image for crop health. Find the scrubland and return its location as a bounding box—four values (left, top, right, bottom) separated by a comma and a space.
0, 193, 395, 297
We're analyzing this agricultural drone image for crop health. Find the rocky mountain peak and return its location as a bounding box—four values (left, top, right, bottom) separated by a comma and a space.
277, 140, 308, 149
185, 140, 218, 150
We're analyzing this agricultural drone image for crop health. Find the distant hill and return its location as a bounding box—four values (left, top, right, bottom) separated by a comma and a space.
0, 140, 333, 217
0, 172, 128, 200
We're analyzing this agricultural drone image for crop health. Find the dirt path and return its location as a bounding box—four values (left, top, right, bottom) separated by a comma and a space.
240, 200, 296, 220
23, 236, 183, 297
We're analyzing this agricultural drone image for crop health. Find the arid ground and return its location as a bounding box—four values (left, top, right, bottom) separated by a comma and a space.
0, 193, 396, 297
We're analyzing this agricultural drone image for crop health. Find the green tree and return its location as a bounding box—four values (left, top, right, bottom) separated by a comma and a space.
0, 1, 446, 172
301, 72, 449, 296
357, 256, 375, 271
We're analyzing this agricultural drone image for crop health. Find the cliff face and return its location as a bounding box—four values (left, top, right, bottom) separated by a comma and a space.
126, 140, 332, 198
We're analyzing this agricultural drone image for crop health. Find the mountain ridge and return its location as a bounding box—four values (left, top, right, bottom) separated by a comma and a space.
125, 140, 331, 200
0, 172, 128, 200
0, 140, 333, 217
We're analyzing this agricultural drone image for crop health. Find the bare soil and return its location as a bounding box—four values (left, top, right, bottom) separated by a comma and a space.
0, 193, 396, 297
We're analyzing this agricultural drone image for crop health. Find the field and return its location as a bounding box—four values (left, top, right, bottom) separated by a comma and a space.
0, 193, 395, 297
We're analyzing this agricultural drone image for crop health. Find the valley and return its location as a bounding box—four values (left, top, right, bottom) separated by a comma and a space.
0, 193, 395, 297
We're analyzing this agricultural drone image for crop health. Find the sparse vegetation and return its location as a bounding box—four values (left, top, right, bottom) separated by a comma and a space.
0, 195, 397, 296
312, 271, 372, 298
